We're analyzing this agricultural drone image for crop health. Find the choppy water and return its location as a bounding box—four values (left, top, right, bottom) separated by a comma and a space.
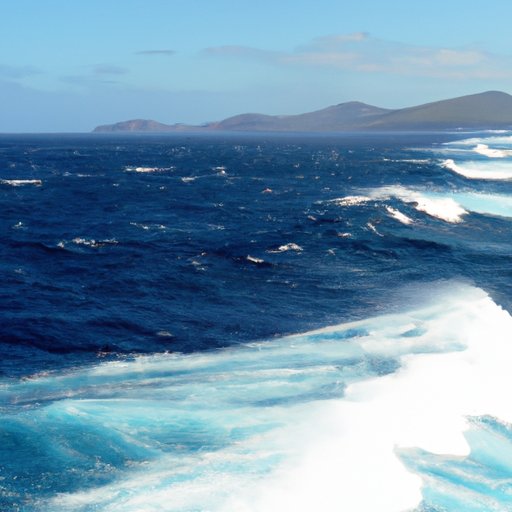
1, 131, 512, 511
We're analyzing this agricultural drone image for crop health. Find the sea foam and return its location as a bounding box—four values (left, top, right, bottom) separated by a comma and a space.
1, 179, 42, 186
2, 284, 511, 511
443, 135, 512, 147
335, 186, 512, 223
442, 159, 512, 180
385, 206, 413, 225
473, 143, 512, 158
124, 166, 173, 173
370, 186, 467, 223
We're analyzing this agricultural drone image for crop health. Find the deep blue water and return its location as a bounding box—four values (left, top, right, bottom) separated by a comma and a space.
2, 132, 512, 511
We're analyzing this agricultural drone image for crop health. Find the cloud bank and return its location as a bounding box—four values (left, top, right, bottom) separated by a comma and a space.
203, 33, 512, 80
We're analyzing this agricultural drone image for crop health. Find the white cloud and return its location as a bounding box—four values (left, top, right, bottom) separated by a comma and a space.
308, 32, 370, 46
136, 50, 175, 56
283, 51, 357, 66
201, 45, 279, 61
434, 49, 485, 66
204, 34, 512, 80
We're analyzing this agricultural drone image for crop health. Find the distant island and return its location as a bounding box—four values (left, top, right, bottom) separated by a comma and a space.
93, 91, 512, 133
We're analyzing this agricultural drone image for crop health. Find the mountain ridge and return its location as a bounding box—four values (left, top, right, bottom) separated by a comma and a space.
93, 91, 512, 133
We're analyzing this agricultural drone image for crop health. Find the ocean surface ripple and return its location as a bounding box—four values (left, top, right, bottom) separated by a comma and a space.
1, 131, 512, 511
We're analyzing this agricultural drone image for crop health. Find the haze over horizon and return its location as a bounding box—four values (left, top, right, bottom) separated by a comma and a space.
2, 0, 512, 132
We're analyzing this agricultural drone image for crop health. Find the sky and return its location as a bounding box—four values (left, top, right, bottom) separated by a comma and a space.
2, 0, 512, 132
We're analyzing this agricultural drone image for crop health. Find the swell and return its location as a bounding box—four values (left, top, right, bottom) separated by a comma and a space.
1, 283, 510, 511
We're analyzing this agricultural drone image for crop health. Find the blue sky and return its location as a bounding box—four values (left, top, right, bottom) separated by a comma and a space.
2, 0, 512, 131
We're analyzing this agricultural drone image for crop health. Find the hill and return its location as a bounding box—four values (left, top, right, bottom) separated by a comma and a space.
209, 102, 392, 131
366, 91, 512, 130
92, 91, 512, 133
93, 119, 198, 133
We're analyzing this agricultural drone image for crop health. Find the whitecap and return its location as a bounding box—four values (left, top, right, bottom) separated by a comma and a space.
71, 237, 119, 248
442, 135, 512, 147
246, 255, 265, 264
366, 222, 383, 236
369, 186, 512, 223
442, 158, 512, 180
124, 166, 173, 173
330, 195, 371, 206
366, 186, 467, 224
412, 195, 466, 223
156, 331, 174, 338
385, 206, 413, 225
267, 243, 303, 253
383, 158, 431, 164
213, 166, 228, 175
130, 222, 166, 231
473, 144, 512, 158
1, 179, 42, 186
400, 159, 431, 164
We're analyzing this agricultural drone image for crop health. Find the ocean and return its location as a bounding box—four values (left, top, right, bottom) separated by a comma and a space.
1, 131, 512, 511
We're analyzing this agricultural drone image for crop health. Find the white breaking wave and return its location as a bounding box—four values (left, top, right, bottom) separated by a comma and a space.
330, 195, 371, 206
385, 206, 413, 225
332, 189, 469, 224
400, 158, 431, 164
267, 243, 303, 253
383, 158, 432, 164
473, 144, 512, 158
333, 188, 466, 223
437, 135, 512, 160
246, 255, 267, 264
124, 166, 173, 173
366, 222, 383, 236
213, 166, 228, 175
366, 186, 467, 223
442, 135, 512, 147
442, 158, 512, 180
72, 237, 118, 247
130, 222, 167, 231
14, 284, 510, 511
57, 238, 119, 249
1, 179, 42, 186
338, 186, 512, 223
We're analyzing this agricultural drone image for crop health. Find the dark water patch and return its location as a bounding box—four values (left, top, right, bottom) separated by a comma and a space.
1, 132, 511, 377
